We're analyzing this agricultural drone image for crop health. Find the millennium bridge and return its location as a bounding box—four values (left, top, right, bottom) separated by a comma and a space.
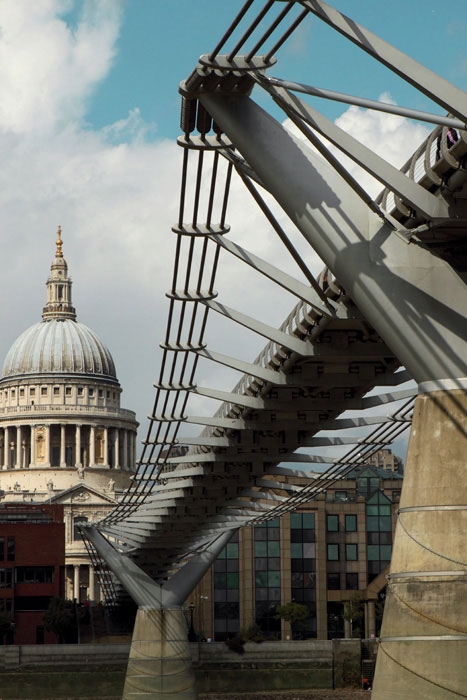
84, 2, 467, 698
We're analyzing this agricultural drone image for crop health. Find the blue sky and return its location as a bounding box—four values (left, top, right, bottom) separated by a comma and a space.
82, 0, 467, 140
1, 0, 466, 461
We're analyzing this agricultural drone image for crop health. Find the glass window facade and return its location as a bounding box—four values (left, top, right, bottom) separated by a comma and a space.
290, 512, 316, 638
7, 537, 15, 562
213, 532, 239, 641
366, 491, 393, 583
255, 519, 281, 637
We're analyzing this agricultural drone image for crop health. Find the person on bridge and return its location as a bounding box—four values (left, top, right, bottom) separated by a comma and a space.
447, 127, 459, 148
436, 127, 459, 160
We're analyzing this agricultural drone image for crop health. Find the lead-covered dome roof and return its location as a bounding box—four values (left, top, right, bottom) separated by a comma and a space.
2, 319, 117, 379
1, 226, 118, 382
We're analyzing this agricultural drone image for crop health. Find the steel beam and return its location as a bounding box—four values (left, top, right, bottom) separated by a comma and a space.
199, 91, 467, 385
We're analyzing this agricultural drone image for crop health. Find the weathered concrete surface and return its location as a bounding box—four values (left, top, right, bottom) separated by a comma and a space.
123, 607, 196, 700
372, 390, 467, 699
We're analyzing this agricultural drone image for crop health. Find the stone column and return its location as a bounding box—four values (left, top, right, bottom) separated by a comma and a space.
123, 606, 196, 700
88, 565, 95, 602
114, 429, 120, 469
123, 430, 129, 470
15, 426, 22, 469
75, 424, 82, 468
21, 439, 27, 469
60, 424, 66, 467
103, 428, 108, 467
3, 427, 9, 470
90, 425, 96, 466
73, 565, 80, 601
372, 389, 467, 699
44, 425, 51, 467
30, 426, 35, 467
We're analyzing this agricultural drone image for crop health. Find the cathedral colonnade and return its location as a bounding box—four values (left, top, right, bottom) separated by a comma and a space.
0, 422, 136, 471
65, 563, 98, 603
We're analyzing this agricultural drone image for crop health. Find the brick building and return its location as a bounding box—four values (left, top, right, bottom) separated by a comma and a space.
0, 504, 65, 644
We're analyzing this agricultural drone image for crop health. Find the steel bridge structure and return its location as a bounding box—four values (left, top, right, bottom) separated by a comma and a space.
84, 2, 467, 699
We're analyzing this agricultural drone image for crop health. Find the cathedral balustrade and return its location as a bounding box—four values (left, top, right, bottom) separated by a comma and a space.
0, 404, 136, 420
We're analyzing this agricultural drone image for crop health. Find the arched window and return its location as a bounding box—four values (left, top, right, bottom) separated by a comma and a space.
73, 516, 88, 541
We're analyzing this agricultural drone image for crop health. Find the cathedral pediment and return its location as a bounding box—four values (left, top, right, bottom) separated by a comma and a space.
50, 483, 116, 506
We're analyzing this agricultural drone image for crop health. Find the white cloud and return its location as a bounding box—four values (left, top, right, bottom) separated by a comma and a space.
0, 0, 122, 135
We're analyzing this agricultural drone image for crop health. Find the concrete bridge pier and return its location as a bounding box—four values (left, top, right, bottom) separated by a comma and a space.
372, 387, 467, 699
123, 606, 196, 700
84, 527, 235, 700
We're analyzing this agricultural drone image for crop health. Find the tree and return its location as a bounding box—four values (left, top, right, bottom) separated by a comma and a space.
42, 597, 77, 643
0, 612, 13, 643
343, 592, 364, 638
275, 601, 309, 638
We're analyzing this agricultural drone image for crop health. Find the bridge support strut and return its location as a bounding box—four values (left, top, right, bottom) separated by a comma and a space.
85, 527, 235, 699
373, 388, 467, 699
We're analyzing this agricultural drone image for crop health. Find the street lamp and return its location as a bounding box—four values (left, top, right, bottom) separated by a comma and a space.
199, 595, 209, 642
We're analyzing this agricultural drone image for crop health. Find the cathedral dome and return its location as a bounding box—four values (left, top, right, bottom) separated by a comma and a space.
2, 319, 116, 379
1, 226, 117, 382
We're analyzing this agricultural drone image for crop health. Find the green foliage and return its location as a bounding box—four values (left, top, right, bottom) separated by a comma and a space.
225, 634, 246, 654
274, 601, 309, 627
0, 611, 13, 638
42, 597, 77, 643
224, 623, 265, 654
343, 592, 364, 638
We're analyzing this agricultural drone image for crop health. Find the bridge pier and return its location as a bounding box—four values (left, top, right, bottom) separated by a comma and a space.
84, 527, 235, 700
123, 606, 196, 700
372, 387, 467, 699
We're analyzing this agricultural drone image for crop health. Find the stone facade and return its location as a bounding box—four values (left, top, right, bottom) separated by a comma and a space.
0, 228, 138, 602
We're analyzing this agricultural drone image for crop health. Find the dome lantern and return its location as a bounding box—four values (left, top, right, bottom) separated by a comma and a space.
42, 225, 76, 321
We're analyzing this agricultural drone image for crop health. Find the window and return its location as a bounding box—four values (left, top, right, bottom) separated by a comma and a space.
346, 573, 359, 590
345, 544, 358, 561
89, 389, 94, 397
53, 387, 60, 396
11, 389, 15, 398
0, 537, 3, 561
98, 389, 103, 398
327, 573, 340, 590
7, 537, 15, 562
327, 514, 339, 532
0, 598, 12, 613
327, 544, 339, 561
65, 387, 72, 396
214, 531, 239, 640
254, 519, 281, 637
30, 388, 35, 396
73, 516, 88, 541
0, 568, 13, 588
366, 492, 394, 583
20, 388, 24, 397
78, 387, 83, 396
41, 387, 47, 396
16, 567, 54, 584
335, 491, 348, 502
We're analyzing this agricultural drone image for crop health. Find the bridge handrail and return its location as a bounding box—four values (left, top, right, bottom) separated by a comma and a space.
376, 124, 467, 221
